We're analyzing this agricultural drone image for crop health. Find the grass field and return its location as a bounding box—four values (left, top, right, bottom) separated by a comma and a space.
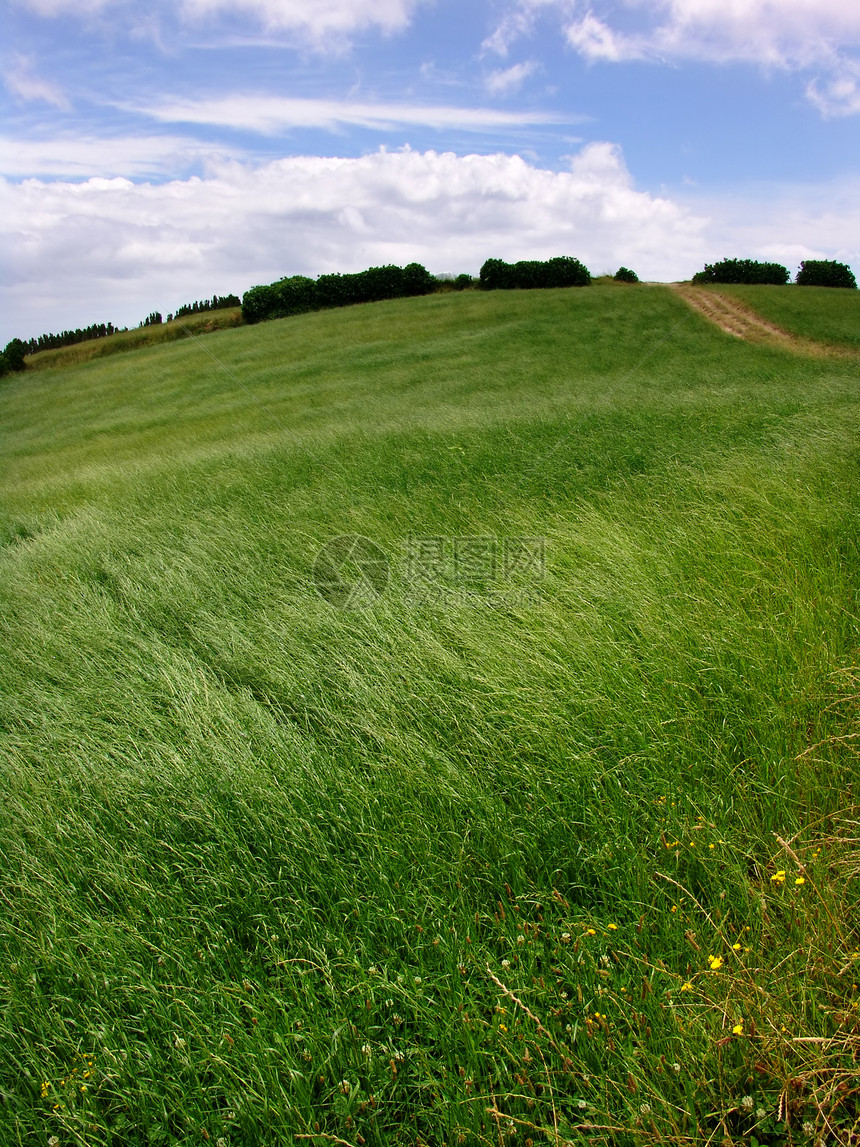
1, 283, 859, 1145
714, 284, 860, 350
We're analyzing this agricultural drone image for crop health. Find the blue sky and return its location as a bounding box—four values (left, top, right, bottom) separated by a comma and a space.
2, 0, 859, 341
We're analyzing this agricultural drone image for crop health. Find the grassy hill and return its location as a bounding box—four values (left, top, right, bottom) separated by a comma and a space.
1, 283, 859, 1145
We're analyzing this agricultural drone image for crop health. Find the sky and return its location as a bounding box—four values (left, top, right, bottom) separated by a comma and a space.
2, 0, 860, 342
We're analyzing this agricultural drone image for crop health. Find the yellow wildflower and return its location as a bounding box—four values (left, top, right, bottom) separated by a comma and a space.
732, 1021, 743, 1035
680, 982, 693, 992
771, 871, 786, 884
794, 877, 805, 886
707, 955, 723, 971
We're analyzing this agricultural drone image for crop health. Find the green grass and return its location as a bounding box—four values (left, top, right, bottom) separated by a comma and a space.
714, 284, 860, 350
1, 283, 859, 1145
25, 307, 244, 372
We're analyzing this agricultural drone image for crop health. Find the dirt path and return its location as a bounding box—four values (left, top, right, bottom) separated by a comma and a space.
670, 284, 855, 358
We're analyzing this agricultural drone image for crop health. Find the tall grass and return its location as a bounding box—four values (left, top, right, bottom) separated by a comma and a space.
24, 308, 244, 372
1, 284, 858, 1144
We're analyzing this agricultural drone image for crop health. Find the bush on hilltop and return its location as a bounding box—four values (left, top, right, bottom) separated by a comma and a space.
795, 260, 857, 289
479, 256, 591, 290
614, 267, 639, 283
692, 258, 789, 286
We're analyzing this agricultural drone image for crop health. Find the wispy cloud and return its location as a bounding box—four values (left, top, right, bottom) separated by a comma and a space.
181, 0, 423, 40
4, 54, 70, 109
0, 133, 243, 179
138, 94, 577, 134
485, 61, 538, 96
491, 0, 860, 113
18, 0, 427, 45
807, 61, 860, 118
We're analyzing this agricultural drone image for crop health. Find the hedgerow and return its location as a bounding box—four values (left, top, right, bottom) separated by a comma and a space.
242, 263, 437, 325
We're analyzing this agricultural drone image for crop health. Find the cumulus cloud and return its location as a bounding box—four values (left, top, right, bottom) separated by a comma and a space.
2, 143, 857, 343
140, 94, 572, 134
0, 144, 708, 339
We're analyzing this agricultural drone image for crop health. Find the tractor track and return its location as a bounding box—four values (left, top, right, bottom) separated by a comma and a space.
671, 284, 858, 359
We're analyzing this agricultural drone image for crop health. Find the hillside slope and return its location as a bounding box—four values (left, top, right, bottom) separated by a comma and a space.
1, 284, 859, 1145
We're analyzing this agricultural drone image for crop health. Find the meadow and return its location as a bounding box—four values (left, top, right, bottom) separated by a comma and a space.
1, 283, 858, 1146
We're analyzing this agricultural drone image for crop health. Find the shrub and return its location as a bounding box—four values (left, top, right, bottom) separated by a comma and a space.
614, 267, 639, 283
795, 260, 857, 289
453, 274, 473, 291
692, 259, 789, 286
478, 256, 591, 291
0, 338, 28, 377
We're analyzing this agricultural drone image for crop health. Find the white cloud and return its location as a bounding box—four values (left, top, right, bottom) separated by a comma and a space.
181, 0, 419, 38
17, 0, 425, 42
807, 60, 860, 118
485, 61, 538, 96
139, 94, 573, 134
0, 134, 241, 178
493, 0, 860, 112
19, 0, 111, 13
565, 13, 627, 63
507, 0, 860, 67
0, 144, 707, 339
482, 0, 571, 58
1, 144, 857, 343
3, 54, 70, 109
